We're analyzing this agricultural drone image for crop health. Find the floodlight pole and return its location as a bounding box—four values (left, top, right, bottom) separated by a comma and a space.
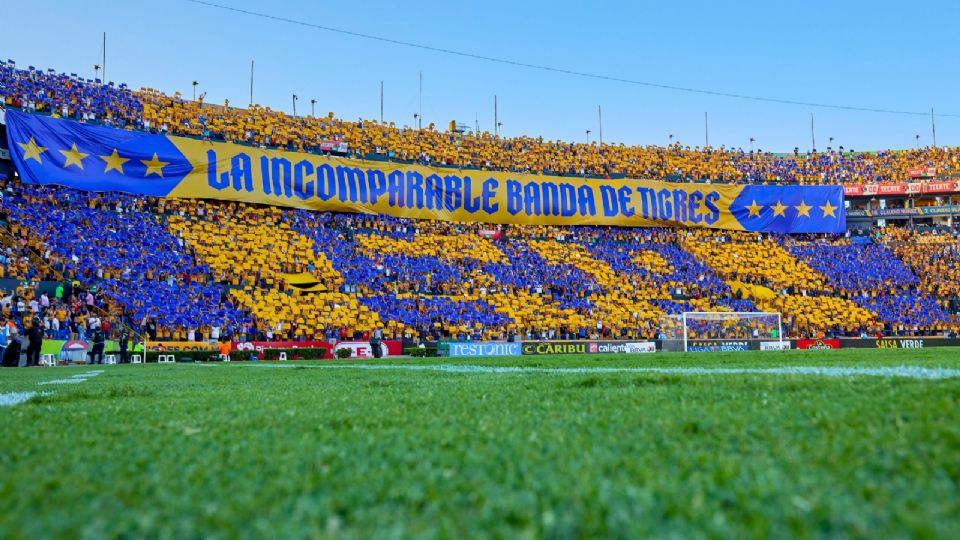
598, 105, 603, 146
931, 108, 937, 148
811, 113, 816, 152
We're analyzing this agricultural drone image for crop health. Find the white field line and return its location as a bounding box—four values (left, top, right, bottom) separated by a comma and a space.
0, 370, 104, 406
40, 370, 102, 385
0, 391, 43, 406
236, 363, 960, 380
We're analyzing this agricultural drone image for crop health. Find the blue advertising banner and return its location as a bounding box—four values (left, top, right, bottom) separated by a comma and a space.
448, 341, 522, 357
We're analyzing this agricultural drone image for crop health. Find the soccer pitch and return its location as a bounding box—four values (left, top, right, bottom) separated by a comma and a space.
3, 349, 960, 538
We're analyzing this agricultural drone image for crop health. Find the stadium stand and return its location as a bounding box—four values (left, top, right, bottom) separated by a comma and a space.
3, 60, 960, 185
1, 178, 957, 341
1, 59, 959, 344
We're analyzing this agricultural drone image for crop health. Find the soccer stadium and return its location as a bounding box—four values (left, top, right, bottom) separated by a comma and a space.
2, 1, 960, 537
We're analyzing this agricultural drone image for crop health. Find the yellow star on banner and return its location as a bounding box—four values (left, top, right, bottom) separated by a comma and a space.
18, 137, 47, 163
819, 200, 838, 218
795, 200, 812, 218
771, 200, 788, 217
100, 149, 130, 174
58, 143, 89, 169
745, 200, 764, 218
141, 153, 169, 177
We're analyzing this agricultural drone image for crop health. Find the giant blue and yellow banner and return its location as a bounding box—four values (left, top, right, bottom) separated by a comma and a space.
4, 111, 845, 233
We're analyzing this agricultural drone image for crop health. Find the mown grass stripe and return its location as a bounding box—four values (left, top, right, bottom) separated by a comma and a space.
237, 363, 960, 379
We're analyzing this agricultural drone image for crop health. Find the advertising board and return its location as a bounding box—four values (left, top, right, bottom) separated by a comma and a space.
796, 339, 841, 350
521, 341, 657, 355
448, 342, 522, 357
686, 340, 750, 352
333, 340, 403, 358
840, 338, 960, 349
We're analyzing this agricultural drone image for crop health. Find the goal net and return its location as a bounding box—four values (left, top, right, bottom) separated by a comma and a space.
658, 312, 784, 353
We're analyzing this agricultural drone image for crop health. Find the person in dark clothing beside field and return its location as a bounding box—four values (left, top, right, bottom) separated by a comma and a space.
90, 327, 105, 364
119, 328, 130, 364
25, 317, 43, 367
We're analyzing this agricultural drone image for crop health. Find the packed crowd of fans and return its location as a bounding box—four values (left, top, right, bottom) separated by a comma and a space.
0, 176, 958, 342
2, 59, 960, 343
3, 60, 960, 185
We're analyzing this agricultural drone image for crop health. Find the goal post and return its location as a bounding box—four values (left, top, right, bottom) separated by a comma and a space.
659, 312, 784, 353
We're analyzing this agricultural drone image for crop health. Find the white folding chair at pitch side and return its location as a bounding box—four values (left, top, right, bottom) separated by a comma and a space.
218, 354, 230, 362
159, 355, 175, 364
130, 354, 143, 364
278, 352, 288, 362
104, 354, 117, 365
40, 354, 57, 367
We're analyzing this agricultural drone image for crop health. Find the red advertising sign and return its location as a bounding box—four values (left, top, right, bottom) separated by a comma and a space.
333, 340, 403, 358
232, 340, 333, 358
877, 183, 906, 196
924, 181, 957, 194
908, 167, 937, 179
847, 181, 959, 198
845, 185, 865, 196
796, 339, 841, 350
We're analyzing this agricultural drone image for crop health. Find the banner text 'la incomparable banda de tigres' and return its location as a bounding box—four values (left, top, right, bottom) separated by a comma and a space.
4, 110, 846, 233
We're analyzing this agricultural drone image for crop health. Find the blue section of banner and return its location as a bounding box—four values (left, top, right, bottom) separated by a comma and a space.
448, 342, 522, 357
729, 185, 846, 234
4, 110, 189, 196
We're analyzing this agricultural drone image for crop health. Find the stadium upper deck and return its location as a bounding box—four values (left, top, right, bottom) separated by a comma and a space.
2, 60, 958, 186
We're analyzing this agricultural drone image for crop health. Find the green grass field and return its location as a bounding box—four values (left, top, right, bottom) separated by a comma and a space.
2, 348, 960, 539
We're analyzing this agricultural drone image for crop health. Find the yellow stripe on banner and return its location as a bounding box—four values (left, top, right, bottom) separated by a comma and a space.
168, 137, 747, 230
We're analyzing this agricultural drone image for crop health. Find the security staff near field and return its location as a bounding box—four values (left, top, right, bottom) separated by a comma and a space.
118, 328, 130, 364
25, 317, 43, 367
90, 326, 105, 365
370, 327, 384, 359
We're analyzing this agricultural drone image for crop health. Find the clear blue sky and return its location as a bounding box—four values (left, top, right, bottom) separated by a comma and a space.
5, 0, 958, 151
